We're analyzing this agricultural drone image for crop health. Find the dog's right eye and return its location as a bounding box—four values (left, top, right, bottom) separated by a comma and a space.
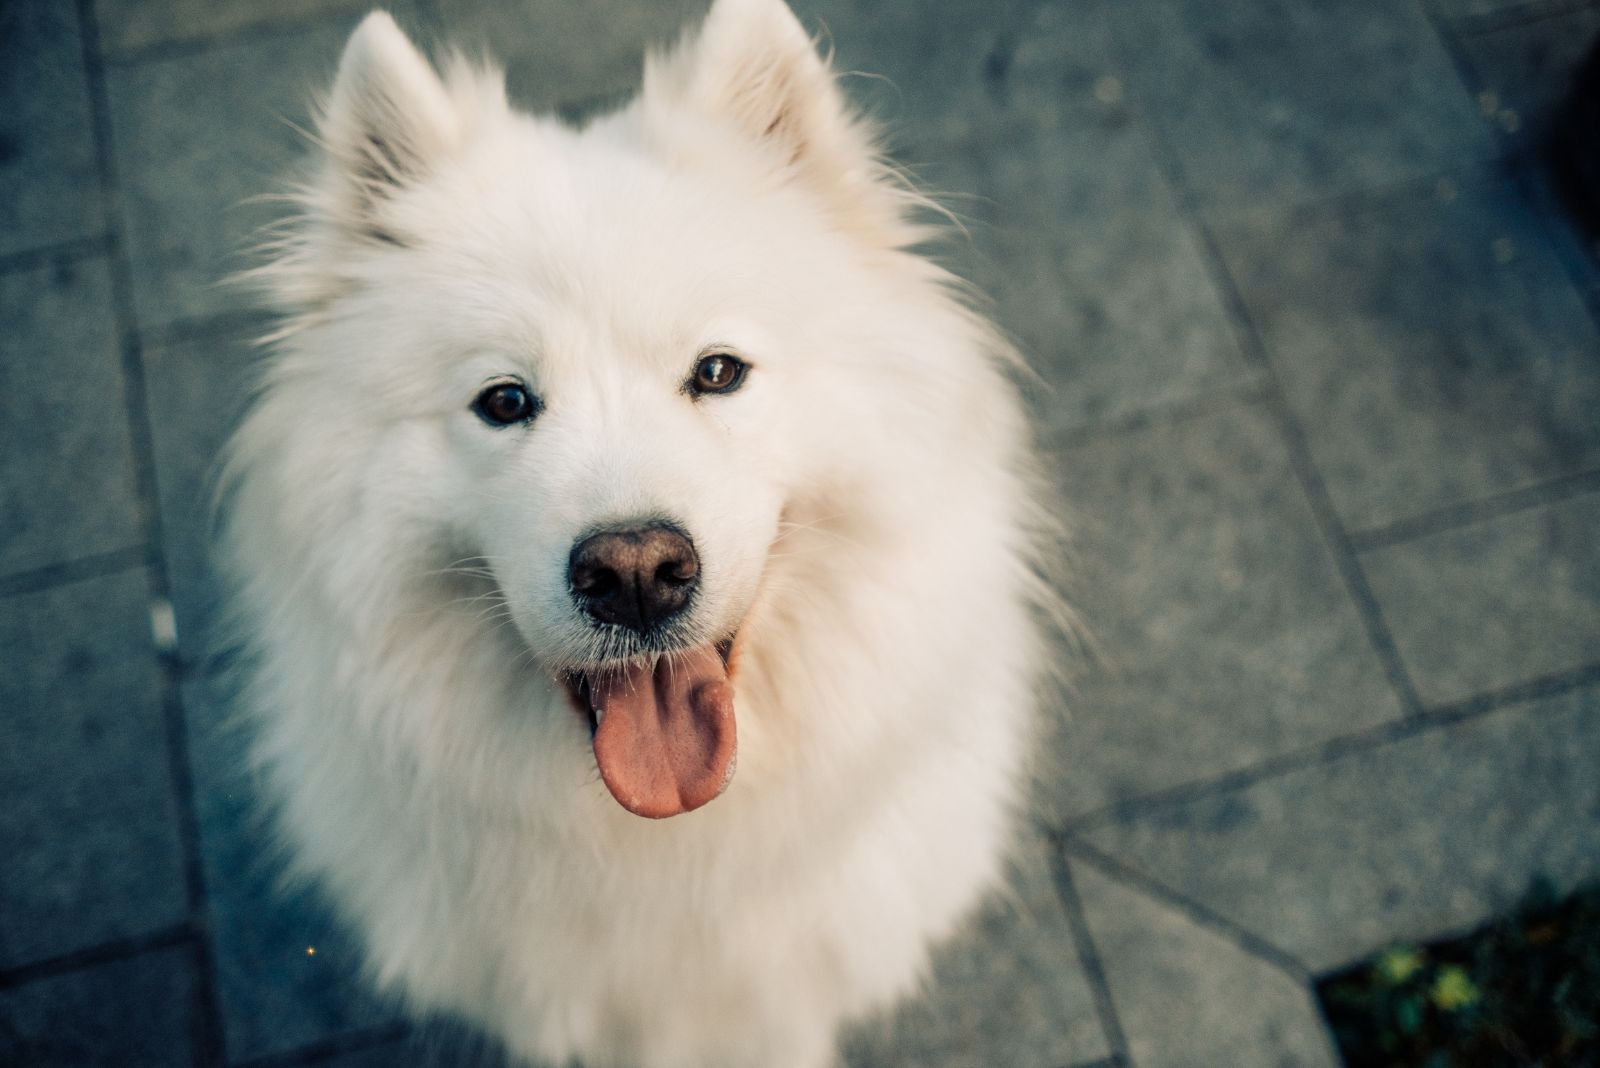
473, 381, 541, 427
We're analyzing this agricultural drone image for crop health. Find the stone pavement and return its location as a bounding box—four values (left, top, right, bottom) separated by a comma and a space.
3, 0, 1599, 1064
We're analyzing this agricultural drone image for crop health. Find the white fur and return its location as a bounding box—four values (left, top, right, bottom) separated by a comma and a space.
224, 3, 1052, 1065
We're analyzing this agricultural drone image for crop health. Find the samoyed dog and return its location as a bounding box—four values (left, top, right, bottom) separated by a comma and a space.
224, 1, 1051, 1064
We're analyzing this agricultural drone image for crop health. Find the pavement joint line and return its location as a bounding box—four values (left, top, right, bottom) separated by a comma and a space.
1084, 12, 1432, 719
74, 0, 228, 1063
231, 1022, 413, 1068
0, 922, 191, 991
1039, 830, 1134, 1066
1052, 829, 1316, 984
1259, 384, 1426, 716
1425, 658, 1600, 721
1060, 656, 1600, 832
0, 234, 113, 277
1122, 59, 1429, 722
1349, 467, 1600, 551
0, 545, 147, 599
72, 0, 169, 605
162, 683, 230, 1068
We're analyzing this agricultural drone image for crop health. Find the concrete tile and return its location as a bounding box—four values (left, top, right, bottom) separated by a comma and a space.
1458, 7, 1600, 146
1076, 683, 1600, 972
106, 22, 354, 328
310, 1023, 511, 1068
1069, 860, 1338, 1068
1428, 0, 1557, 24
1112, 0, 1495, 211
0, 1, 102, 257
142, 322, 265, 666
1035, 400, 1402, 823
96, 0, 378, 54
1362, 492, 1600, 706
0, 571, 187, 969
1217, 176, 1600, 534
841, 831, 1109, 1068
0, 255, 143, 578
787, 0, 1040, 150
425, 0, 710, 116
994, 0, 1132, 131
183, 673, 396, 1062
924, 113, 1252, 435
0, 947, 195, 1067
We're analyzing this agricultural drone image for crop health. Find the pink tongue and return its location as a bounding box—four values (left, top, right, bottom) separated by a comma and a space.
590, 645, 736, 819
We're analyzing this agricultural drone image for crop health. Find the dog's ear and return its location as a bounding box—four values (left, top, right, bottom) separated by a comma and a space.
645, 0, 910, 246
318, 12, 460, 242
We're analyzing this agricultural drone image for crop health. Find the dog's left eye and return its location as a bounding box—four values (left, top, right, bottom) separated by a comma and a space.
689, 353, 748, 396
473, 381, 541, 427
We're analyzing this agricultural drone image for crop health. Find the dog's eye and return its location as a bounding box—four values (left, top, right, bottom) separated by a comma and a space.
473, 381, 541, 427
689, 353, 747, 396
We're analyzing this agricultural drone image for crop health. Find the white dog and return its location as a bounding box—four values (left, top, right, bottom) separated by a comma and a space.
223, 2, 1051, 1064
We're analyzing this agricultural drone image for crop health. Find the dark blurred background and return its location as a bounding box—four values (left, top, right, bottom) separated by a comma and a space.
3, 0, 1599, 1065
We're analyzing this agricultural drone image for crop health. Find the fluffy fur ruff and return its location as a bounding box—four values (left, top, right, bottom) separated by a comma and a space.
223, 2, 1053, 1065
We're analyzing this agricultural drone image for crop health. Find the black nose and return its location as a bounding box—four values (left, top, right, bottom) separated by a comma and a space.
568, 524, 699, 633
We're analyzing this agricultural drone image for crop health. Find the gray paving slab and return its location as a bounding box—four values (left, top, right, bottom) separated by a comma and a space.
0, 0, 103, 258
1034, 399, 1402, 824
1068, 859, 1338, 1068
787, 0, 1039, 150
182, 672, 396, 1063
312, 1023, 510, 1068
1427, 0, 1567, 24
1362, 491, 1600, 707
0, 254, 143, 579
1215, 175, 1600, 535
841, 830, 1109, 1068
105, 21, 354, 328
0, 570, 187, 970
991, 0, 1129, 131
0, 947, 196, 1068
1109, 0, 1495, 212
142, 322, 265, 667
95, 0, 381, 54
1076, 682, 1600, 973
1457, 6, 1600, 146
425, 0, 709, 116
924, 110, 1253, 437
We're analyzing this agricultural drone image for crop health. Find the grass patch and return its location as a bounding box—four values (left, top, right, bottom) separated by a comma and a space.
1317, 879, 1600, 1066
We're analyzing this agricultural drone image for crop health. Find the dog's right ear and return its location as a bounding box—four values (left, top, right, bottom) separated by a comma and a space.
317, 12, 460, 244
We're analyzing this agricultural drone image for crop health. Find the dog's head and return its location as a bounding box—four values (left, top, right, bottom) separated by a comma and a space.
236, 0, 1002, 818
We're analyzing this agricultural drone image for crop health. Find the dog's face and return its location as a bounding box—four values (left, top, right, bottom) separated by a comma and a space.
243, 0, 969, 816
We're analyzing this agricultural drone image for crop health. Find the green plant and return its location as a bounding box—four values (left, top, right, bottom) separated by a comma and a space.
1318, 878, 1600, 1066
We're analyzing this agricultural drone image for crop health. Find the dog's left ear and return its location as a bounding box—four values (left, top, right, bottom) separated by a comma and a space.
645, 0, 908, 246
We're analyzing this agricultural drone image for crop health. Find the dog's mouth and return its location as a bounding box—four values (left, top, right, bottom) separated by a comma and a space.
562, 636, 738, 819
